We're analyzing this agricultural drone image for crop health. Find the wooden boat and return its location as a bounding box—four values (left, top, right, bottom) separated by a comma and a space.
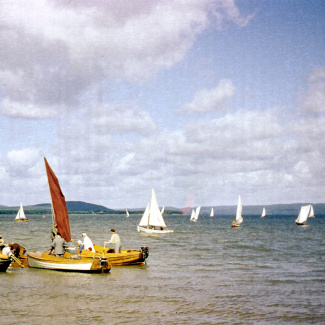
137, 189, 174, 234
0, 254, 12, 272
0, 240, 28, 268
261, 207, 266, 218
232, 195, 243, 227
190, 206, 200, 222
15, 202, 30, 222
80, 244, 149, 266
295, 204, 314, 225
27, 157, 111, 273
28, 250, 110, 273
210, 207, 214, 218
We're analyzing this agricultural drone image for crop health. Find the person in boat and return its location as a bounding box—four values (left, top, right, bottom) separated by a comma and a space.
77, 240, 84, 254
2, 245, 11, 256
82, 233, 95, 252
0, 234, 4, 245
51, 223, 58, 241
50, 233, 66, 257
9, 243, 21, 258
105, 229, 121, 253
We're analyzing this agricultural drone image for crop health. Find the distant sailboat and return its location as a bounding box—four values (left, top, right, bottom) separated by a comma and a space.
137, 189, 174, 234
126, 209, 130, 218
232, 195, 243, 227
261, 207, 266, 218
210, 207, 214, 218
160, 206, 165, 215
295, 204, 314, 225
190, 207, 200, 222
15, 203, 30, 222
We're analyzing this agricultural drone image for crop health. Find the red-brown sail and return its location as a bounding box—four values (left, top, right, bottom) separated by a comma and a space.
44, 157, 71, 242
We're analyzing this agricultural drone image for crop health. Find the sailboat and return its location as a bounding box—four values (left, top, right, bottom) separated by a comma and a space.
232, 195, 243, 227
137, 189, 174, 234
27, 157, 111, 273
15, 203, 30, 222
190, 206, 200, 222
295, 204, 314, 225
160, 206, 165, 215
126, 209, 130, 217
261, 207, 266, 218
210, 207, 214, 218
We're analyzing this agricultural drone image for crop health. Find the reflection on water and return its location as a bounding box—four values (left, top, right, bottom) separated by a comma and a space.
1, 214, 325, 324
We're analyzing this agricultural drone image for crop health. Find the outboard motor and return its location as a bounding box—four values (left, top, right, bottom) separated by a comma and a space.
141, 247, 149, 259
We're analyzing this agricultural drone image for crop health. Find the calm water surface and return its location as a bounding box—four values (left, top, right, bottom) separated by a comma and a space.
0, 213, 324, 324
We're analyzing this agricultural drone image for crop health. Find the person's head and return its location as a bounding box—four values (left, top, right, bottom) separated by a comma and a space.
54, 223, 57, 228
82, 233, 86, 237
110, 229, 116, 233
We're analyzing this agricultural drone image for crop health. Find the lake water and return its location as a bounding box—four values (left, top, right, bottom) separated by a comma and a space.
0, 213, 324, 324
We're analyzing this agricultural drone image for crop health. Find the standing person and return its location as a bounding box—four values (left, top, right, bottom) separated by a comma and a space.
82, 233, 95, 252
50, 233, 66, 257
105, 229, 121, 253
51, 223, 58, 241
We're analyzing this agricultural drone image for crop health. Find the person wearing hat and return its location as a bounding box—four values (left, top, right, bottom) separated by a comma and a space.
105, 229, 121, 253
81, 233, 95, 252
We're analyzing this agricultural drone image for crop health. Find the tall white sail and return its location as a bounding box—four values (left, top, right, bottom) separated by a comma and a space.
15, 202, 26, 220
126, 209, 130, 217
160, 206, 165, 215
309, 205, 315, 217
261, 207, 266, 218
139, 204, 150, 227
210, 207, 214, 217
235, 195, 243, 225
296, 205, 312, 224
190, 209, 195, 221
194, 206, 201, 221
148, 189, 167, 228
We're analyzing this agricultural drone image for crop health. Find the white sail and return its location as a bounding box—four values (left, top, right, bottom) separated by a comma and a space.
261, 207, 266, 218
190, 209, 195, 221
160, 206, 165, 215
309, 205, 315, 217
148, 189, 167, 228
235, 195, 243, 225
210, 207, 214, 217
194, 206, 201, 221
139, 204, 150, 227
139, 189, 167, 228
15, 202, 26, 220
126, 209, 129, 217
296, 204, 313, 224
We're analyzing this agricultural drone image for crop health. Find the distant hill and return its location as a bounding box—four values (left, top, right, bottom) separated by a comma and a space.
198, 203, 325, 216
0, 201, 115, 214
0, 201, 325, 216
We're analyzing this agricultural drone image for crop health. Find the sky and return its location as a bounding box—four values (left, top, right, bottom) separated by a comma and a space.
1, 0, 324, 209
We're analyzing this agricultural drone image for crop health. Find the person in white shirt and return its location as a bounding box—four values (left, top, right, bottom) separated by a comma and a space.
105, 229, 121, 253
82, 233, 95, 252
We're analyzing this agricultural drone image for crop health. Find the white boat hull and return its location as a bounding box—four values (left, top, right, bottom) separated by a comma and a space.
137, 226, 174, 234
27, 251, 110, 272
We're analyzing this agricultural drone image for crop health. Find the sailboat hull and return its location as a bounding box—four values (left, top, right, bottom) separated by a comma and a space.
137, 226, 174, 234
295, 222, 306, 226
15, 219, 30, 222
27, 251, 111, 273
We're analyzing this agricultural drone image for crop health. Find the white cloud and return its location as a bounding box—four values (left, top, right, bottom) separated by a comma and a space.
0, 1, 252, 119
180, 79, 236, 113
299, 68, 325, 116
